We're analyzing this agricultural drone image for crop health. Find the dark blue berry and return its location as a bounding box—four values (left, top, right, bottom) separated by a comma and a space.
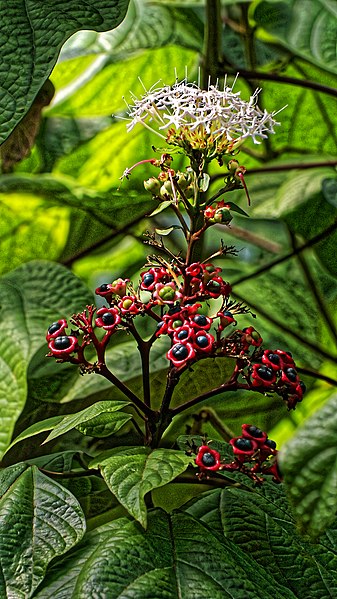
177, 330, 189, 340
143, 273, 154, 287
98, 284, 110, 292
285, 367, 297, 382
223, 311, 233, 317
248, 425, 263, 438
268, 353, 280, 365
54, 336, 71, 350
193, 315, 207, 326
257, 366, 274, 381
196, 335, 209, 348
265, 439, 277, 450
207, 280, 220, 290
234, 438, 253, 451
102, 312, 115, 325
156, 321, 165, 331
201, 452, 216, 466
299, 381, 306, 393
172, 344, 188, 359
48, 322, 61, 335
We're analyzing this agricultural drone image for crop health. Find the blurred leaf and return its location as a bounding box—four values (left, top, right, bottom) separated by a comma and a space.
254, 0, 337, 74
50, 45, 198, 118
0, 0, 130, 144
0, 464, 85, 598
0, 173, 153, 271
280, 392, 337, 537
90, 447, 191, 526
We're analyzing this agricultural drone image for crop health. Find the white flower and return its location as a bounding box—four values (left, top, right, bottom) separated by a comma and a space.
125, 78, 281, 153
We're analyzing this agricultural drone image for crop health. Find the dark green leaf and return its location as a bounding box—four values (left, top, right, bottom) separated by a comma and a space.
35, 509, 294, 598
0, 0, 130, 144
0, 464, 85, 598
280, 392, 337, 537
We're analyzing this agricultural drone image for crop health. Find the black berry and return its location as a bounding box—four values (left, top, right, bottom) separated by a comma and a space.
48, 322, 61, 335
285, 367, 297, 382
177, 330, 189, 340
98, 284, 110, 292
102, 312, 115, 325
235, 438, 253, 451
265, 439, 277, 450
54, 336, 71, 350
196, 335, 208, 348
201, 452, 216, 466
172, 344, 188, 359
193, 315, 207, 326
299, 381, 306, 393
257, 366, 274, 381
268, 353, 280, 365
143, 273, 154, 287
247, 425, 263, 438
207, 280, 220, 290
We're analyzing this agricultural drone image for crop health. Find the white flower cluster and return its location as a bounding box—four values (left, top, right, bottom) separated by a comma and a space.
126, 79, 280, 145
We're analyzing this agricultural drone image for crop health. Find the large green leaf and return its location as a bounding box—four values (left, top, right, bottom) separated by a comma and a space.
0, 261, 92, 459
90, 447, 192, 527
0, 464, 85, 598
0, 173, 153, 271
185, 484, 337, 598
34, 509, 294, 598
254, 0, 337, 75
0, 0, 129, 145
279, 392, 337, 537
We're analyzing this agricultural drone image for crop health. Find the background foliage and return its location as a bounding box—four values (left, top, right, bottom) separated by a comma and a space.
1, 0, 337, 596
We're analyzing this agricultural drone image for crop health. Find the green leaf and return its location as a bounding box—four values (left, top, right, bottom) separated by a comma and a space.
34, 509, 294, 598
0, 260, 93, 459
225, 201, 249, 217
44, 400, 131, 443
6, 416, 64, 453
90, 447, 192, 527
0, 0, 130, 144
155, 225, 182, 235
0, 464, 85, 598
185, 485, 337, 597
254, 0, 337, 75
279, 392, 337, 537
148, 200, 172, 216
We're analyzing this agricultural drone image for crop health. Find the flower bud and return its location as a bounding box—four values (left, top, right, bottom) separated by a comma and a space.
144, 177, 161, 194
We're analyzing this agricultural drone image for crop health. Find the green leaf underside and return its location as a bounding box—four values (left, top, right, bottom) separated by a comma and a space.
34, 509, 294, 598
280, 392, 337, 537
90, 447, 192, 527
0, 0, 130, 144
0, 464, 85, 598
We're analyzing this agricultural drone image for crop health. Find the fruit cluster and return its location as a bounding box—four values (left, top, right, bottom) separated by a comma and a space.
46, 257, 305, 410
193, 424, 281, 483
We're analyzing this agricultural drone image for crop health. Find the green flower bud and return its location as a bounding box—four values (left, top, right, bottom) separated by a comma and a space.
144, 177, 161, 194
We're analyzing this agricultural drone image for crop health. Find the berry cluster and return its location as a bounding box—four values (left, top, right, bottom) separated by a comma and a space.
193, 425, 281, 483
46, 255, 305, 410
